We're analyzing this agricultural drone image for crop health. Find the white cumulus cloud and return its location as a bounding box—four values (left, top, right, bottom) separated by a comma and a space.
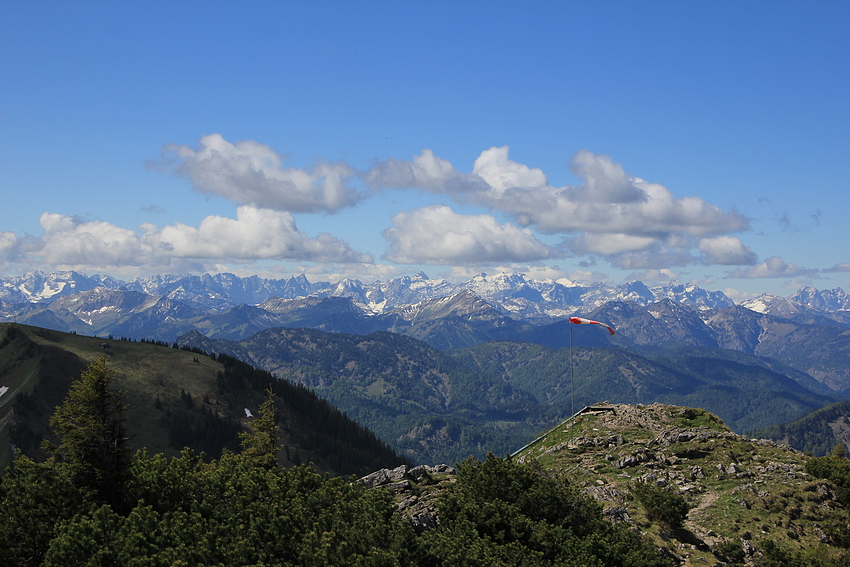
519, 173, 748, 239
606, 246, 695, 270
38, 214, 149, 266
698, 236, 758, 265
825, 263, 850, 273
471, 146, 548, 195
142, 206, 372, 263
382, 205, 558, 265
365, 149, 480, 193
728, 256, 815, 279
155, 133, 365, 213
567, 149, 646, 204
565, 233, 658, 256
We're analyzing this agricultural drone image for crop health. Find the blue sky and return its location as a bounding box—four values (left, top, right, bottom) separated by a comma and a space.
1, 1, 848, 300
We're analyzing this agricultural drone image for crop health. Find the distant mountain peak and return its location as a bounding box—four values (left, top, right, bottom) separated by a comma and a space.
790, 286, 850, 311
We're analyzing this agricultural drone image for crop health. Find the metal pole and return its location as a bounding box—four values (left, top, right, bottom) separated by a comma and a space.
570, 324, 574, 416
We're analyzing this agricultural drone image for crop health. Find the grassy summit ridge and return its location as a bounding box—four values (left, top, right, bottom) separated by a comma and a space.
514, 403, 850, 565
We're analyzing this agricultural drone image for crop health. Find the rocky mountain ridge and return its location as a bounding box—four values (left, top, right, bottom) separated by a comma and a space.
0, 269, 750, 314
4, 270, 848, 328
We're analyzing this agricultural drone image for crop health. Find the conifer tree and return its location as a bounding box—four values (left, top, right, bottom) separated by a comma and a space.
45, 356, 131, 509
239, 388, 280, 468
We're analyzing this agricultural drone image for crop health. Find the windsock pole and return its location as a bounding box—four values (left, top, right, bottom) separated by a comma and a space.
570, 324, 575, 416
568, 316, 616, 416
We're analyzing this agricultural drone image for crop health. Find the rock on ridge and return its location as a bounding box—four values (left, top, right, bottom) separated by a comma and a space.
358, 464, 457, 532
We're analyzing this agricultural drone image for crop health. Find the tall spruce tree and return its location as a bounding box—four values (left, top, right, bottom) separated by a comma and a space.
239, 388, 280, 468
45, 356, 131, 509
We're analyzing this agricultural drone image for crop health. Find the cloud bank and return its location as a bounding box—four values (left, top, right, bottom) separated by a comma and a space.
3, 207, 371, 274
368, 145, 753, 269
4, 134, 814, 285
728, 256, 815, 279
155, 134, 365, 214
153, 135, 758, 273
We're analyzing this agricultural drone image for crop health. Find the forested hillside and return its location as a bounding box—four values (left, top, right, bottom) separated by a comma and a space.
0, 323, 404, 475
750, 400, 850, 456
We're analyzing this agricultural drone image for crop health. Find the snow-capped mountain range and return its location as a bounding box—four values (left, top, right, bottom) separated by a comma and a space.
4, 269, 850, 394
1, 269, 848, 324
0, 269, 741, 313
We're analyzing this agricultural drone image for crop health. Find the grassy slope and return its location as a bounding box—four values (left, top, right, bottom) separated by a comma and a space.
0, 325, 87, 470
0, 323, 230, 470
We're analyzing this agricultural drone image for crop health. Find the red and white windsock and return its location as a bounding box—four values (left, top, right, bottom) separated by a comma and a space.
569, 316, 616, 335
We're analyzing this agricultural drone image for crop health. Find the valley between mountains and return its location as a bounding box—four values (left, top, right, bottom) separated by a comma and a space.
3, 270, 850, 466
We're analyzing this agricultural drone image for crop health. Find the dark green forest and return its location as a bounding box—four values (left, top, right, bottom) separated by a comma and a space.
0, 357, 673, 567
213, 351, 407, 475
750, 400, 850, 457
